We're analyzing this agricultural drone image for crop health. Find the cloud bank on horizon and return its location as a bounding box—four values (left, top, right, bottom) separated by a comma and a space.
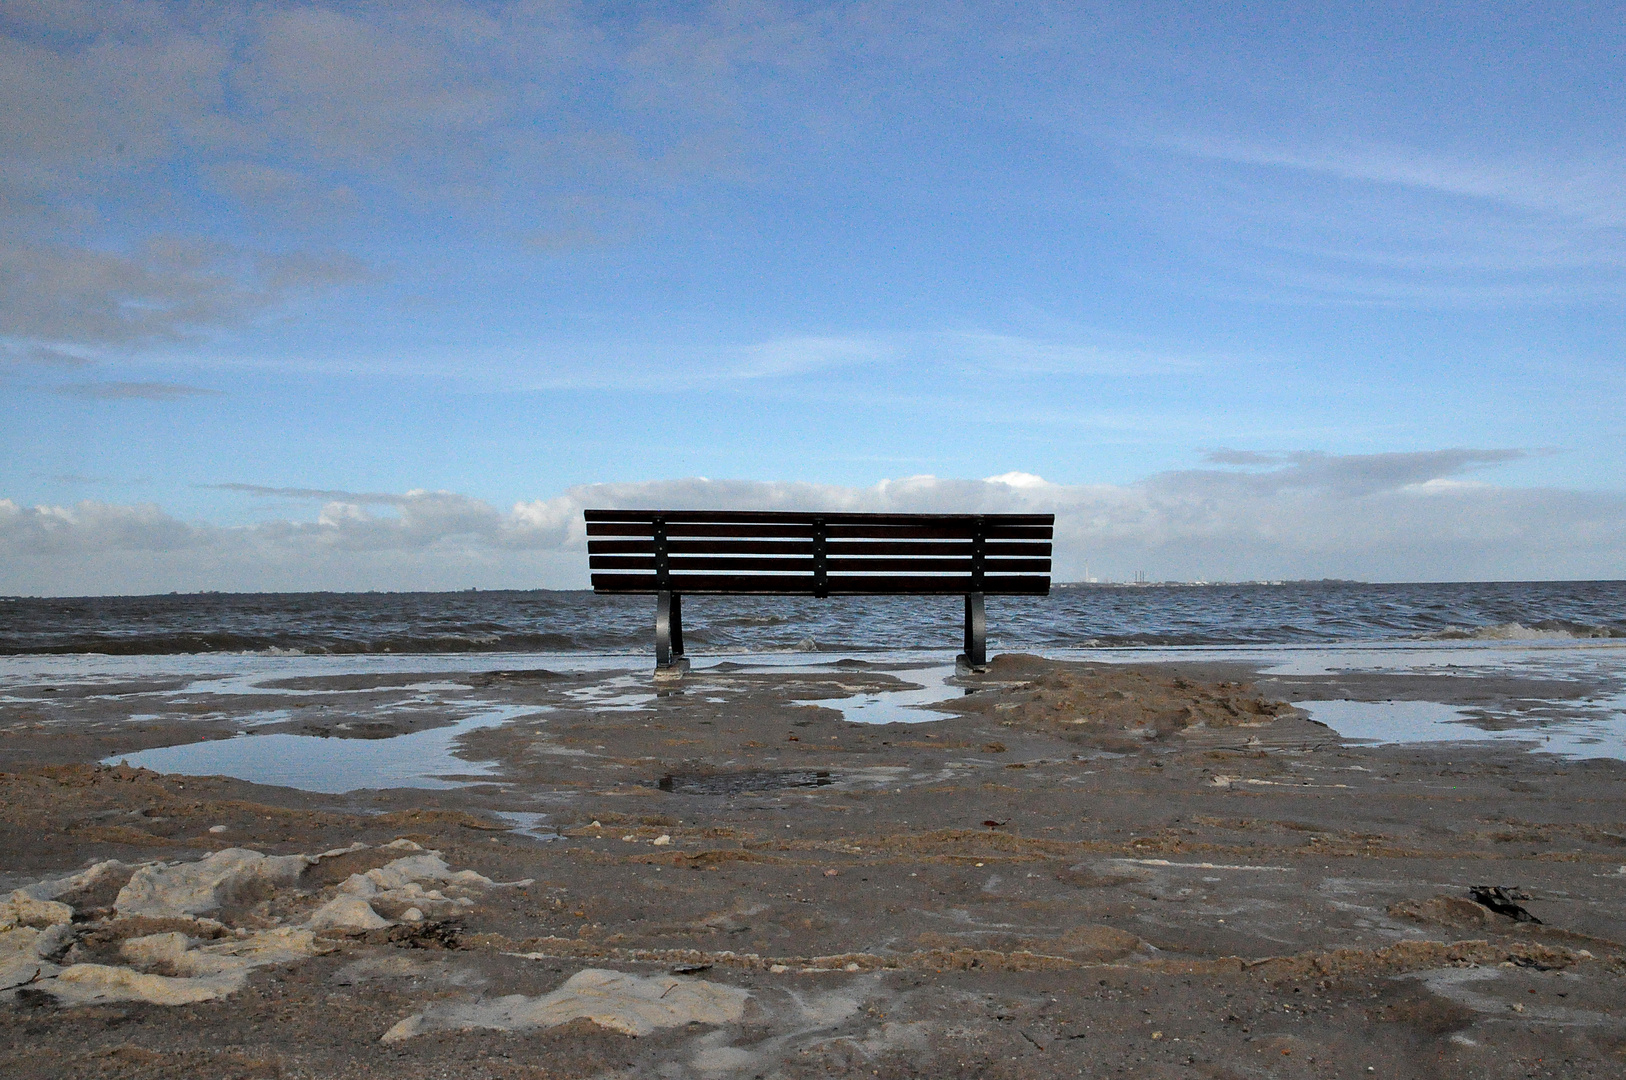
6, 450, 1622, 596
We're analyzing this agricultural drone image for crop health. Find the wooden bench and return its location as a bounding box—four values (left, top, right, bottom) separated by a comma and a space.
584, 509, 1054, 673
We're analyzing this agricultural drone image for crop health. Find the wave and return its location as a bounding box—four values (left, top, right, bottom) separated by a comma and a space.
0, 630, 645, 656
1421, 621, 1625, 642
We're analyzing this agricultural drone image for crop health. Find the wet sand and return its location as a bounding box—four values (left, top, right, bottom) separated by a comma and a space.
3, 654, 1624, 1078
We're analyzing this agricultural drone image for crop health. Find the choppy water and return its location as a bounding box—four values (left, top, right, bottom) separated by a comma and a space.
2, 580, 1623, 656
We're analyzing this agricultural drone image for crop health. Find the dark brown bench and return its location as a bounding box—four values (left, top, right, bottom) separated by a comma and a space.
584, 510, 1054, 673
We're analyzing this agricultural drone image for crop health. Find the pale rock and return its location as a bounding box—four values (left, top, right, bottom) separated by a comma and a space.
364, 854, 469, 891
308, 895, 390, 932
338, 873, 378, 898
190, 927, 326, 972
44, 963, 245, 1006
359, 851, 527, 894
402, 908, 424, 922
120, 931, 191, 967
0, 957, 63, 992
115, 849, 312, 918
122, 926, 327, 979
381, 968, 750, 1042
315, 842, 368, 859
9, 860, 127, 903
30, 923, 76, 960
208, 825, 228, 834
382, 839, 423, 851
0, 893, 73, 930
0, 927, 67, 991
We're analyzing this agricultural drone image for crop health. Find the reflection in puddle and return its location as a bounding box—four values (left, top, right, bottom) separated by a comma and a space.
106, 703, 535, 793
796, 665, 963, 725
492, 812, 561, 841
1300, 698, 1626, 760
562, 675, 657, 712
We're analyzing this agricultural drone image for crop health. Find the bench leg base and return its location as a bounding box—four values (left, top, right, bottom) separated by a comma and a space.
654, 656, 691, 682
954, 654, 989, 675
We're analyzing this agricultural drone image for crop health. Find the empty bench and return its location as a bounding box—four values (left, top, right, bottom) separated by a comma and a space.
584, 510, 1054, 672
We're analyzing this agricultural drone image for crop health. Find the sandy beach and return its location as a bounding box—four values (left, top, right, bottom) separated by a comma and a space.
3, 652, 1624, 1078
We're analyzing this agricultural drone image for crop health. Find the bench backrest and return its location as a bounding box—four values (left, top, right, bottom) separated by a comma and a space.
585, 510, 1053, 596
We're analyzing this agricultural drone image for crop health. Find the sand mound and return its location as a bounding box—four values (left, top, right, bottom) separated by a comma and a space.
1388, 895, 1498, 930
962, 655, 1288, 742
381, 967, 751, 1042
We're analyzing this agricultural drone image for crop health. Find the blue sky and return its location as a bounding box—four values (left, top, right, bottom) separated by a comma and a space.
2, 2, 1623, 591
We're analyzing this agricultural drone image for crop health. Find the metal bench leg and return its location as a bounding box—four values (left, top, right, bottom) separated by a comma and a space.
655, 591, 673, 667
961, 592, 986, 671
654, 591, 689, 677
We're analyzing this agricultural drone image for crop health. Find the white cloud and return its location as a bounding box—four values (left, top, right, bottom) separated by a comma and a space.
4, 450, 1622, 594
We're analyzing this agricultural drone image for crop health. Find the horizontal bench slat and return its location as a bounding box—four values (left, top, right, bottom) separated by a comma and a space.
591, 555, 809, 572
824, 557, 1049, 573
590, 573, 1051, 595
587, 522, 1051, 540
590, 539, 815, 555
585, 509, 1055, 526
586, 538, 1051, 557
589, 555, 1052, 573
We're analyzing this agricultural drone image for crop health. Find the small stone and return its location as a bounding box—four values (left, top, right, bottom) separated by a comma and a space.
208, 825, 228, 835
622, 835, 636, 842
823, 869, 839, 877
308, 896, 390, 932
652, 835, 671, 846
843, 962, 860, 972
402, 908, 424, 923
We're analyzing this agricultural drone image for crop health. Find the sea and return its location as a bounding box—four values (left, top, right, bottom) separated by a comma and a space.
3, 580, 1622, 657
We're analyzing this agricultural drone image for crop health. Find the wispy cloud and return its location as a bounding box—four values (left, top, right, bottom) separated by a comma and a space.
208, 484, 408, 504
1168, 135, 1626, 228
732, 336, 893, 379
3, 345, 93, 368
54, 381, 222, 400
476, 327, 1217, 395
1115, 130, 1626, 306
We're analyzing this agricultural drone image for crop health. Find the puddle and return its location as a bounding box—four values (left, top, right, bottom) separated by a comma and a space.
493, 812, 562, 842
654, 769, 835, 796
561, 675, 658, 712
105, 703, 536, 793
1299, 698, 1626, 760
794, 664, 963, 724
